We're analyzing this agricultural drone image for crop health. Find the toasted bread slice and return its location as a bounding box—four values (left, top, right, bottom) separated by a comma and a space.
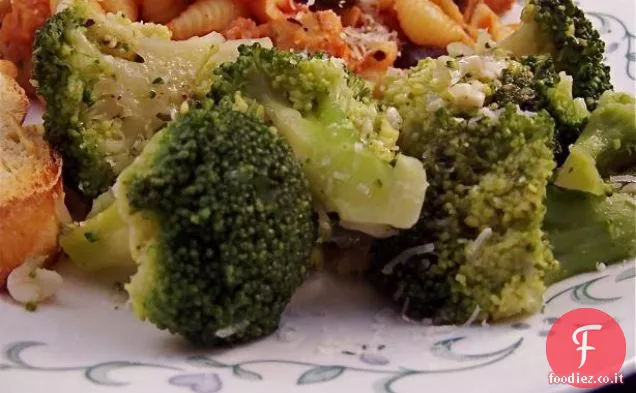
0, 115, 64, 286
0, 70, 28, 123
0, 59, 17, 79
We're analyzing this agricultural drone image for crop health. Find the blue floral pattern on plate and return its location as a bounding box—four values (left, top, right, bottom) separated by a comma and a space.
1, 264, 633, 392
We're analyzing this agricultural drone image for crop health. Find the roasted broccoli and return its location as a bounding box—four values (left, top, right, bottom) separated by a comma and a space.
384, 50, 586, 160
546, 91, 636, 278
555, 91, 636, 195
509, 56, 590, 160
544, 185, 636, 283
370, 54, 558, 323
209, 44, 428, 235
500, 0, 612, 109
33, 0, 270, 197
60, 100, 318, 346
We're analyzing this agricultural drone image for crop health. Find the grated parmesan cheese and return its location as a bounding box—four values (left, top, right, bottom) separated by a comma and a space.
461, 305, 481, 327
448, 83, 486, 109
382, 243, 435, 274
467, 227, 493, 259
341, 12, 399, 63
215, 320, 249, 338
385, 107, 402, 129
400, 297, 412, 322
610, 175, 636, 184
6, 256, 63, 305
458, 55, 507, 81
356, 183, 371, 195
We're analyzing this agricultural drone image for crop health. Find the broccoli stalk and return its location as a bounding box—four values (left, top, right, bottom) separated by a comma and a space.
60, 202, 133, 270
60, 100, 318, 346
210, 45, 428, 233
544, 186, 636, 283
555, 92, 636, 195
500, 0, 612, 109
33, 0, 270, 197
257, 91, 428, 230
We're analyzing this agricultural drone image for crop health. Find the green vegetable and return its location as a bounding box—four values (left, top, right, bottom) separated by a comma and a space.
33, 0, 268, 197
60, 101, 318, 346
61, 201, 134, 270
375, 55, 564, 323
369, 98, 557, 322
544, 186, 636, 283
491, 55, 590, 161
383, 52, 588, 162
209, 44, 428, 234
555, 92, 636, 195
374, 52, 633, 323
500, 0, 612, 110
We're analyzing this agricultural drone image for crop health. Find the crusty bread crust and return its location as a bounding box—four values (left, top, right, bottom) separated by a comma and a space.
0, 82, 64, 285
0, 59, 18, 79
0, 163, 63, 285
0, 71, 28, 123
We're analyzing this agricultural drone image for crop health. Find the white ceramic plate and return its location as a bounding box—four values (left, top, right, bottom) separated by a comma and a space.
3, 1, 636, 392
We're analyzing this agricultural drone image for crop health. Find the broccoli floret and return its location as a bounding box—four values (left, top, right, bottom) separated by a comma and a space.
33, 0, 270, 198
500, 0, 612, 109
209, 44, 428, 234
60, 101, 318, 346
369, 102, 557, 323
489, 55, 589, 161
383, 53, 586, 159
555, 92, 636, 195
544, 185, 636, 283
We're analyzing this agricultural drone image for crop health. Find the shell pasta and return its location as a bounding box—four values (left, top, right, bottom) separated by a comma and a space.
1, 0, 521, 94
167, 0, 250, 40
357, 40, 398, 71
141, 0, 188, 24
341, 5, 362, 27
394, 0, 472, 47
251, 0, 290, 22
429, 0, 464, 24
377, 0, 394, 11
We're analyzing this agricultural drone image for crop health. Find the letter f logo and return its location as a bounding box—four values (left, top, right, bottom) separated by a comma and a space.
572, 324, 603, 368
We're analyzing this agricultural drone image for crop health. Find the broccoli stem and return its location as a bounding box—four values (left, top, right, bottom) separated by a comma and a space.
254, 90, 427, 229
544, 186, 636, 283
554, 91, 636, 195
60, 203, 134, 270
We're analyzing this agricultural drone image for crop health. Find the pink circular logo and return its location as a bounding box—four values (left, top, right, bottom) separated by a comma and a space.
546, 308, 626, 388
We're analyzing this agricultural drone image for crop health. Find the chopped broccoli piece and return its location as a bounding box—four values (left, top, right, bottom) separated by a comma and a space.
491, 55, 589, 161
555, 92, 636, 195
383, 52, 587, 159
540, 70, 590, 159
500, 0, 612, 109
375, 52, 632, 322
33, 0, 270, 197
369, 101, 557, 323
60, 199, 134, 270
60, 100, 318, 346
210, 44, 428, 233
375, 54, 563, 323
544, 186, 636, 283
